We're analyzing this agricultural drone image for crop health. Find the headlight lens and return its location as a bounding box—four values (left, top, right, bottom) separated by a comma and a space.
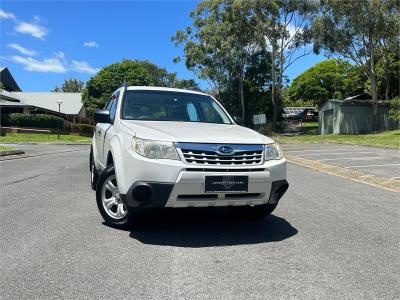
132, 137, 180, 160
264, 142, 283, 160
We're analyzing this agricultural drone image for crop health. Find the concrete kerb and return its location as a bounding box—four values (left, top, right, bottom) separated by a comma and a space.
286, 155, 400, 193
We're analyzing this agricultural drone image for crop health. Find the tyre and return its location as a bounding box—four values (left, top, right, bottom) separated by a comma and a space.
96, 164, 133, 228
229, 203, 278, 220
90, 153, 100, 191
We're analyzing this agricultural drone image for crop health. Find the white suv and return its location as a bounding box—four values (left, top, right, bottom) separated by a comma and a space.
90, 85, 288, 227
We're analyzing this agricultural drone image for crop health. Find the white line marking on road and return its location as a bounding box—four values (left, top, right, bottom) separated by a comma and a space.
286, 148, 357, 153
319, 156, 383, 162
346, 163, 400, 168
300, 151, 375, 156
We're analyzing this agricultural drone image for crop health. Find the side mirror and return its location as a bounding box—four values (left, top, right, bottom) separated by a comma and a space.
93, 109, 111, 124
233, 116, 243, 125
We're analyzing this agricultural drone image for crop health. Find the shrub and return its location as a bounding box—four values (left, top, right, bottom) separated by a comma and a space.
71, 123, 94, 134
2, 113, 63, 129
389, 97, 400, 121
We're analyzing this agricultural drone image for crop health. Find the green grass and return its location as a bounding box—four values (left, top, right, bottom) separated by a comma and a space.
277, 129, 400, 148
0, 145, 15, 152
0, 133, 91, 144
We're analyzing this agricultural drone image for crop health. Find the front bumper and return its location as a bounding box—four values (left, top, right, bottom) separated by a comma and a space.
120, 178, 288, 208
116, 147, 288, 208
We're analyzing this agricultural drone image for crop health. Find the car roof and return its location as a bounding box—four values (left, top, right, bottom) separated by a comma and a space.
125, 86, 208, 96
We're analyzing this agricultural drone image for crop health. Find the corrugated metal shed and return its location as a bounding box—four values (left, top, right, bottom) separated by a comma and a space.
319, 99, 400, 134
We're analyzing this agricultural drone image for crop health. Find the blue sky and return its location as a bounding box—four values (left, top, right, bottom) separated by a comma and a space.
0, 0, 325, 92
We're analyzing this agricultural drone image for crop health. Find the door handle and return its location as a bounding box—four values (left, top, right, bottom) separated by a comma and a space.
97, 130, 102, 137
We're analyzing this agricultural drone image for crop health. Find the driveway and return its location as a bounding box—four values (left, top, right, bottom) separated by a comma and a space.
0, 145, 399, 299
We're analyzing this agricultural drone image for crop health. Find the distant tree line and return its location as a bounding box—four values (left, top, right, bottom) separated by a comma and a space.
80, 60, 199, 115
173, 0, 399, 130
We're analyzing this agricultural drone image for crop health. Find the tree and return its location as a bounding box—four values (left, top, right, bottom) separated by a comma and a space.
287, 60, 365, 106
82, 60, 152, 114
82, 59, 200, 114
137, 60, 200, 90
312, 0, 399, 131
251, 0, 318, 130
173, 0, 258, 122
53, 78, 84, 93
389, 97, 400, 121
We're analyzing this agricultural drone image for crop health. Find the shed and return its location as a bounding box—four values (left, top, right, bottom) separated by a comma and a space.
319, 97, 399, 134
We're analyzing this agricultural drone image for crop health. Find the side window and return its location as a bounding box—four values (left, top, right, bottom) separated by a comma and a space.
186, 102, 199, 122
109, 98, 117, 122
109, 91, 120, 122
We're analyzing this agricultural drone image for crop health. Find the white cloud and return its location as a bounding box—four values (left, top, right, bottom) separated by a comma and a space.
71, 60, 99, 74
14, 21, 47, 39
11, 55, 67, 73
11, 52, 99, 75
7, 43, 37, 56
84, 41, 99, 48
0, 9, 16, 20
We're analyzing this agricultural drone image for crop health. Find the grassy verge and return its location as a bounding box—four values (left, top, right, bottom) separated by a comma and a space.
0, 145, 15, 152
277, 129, 400, 148
0, 133, 91, 144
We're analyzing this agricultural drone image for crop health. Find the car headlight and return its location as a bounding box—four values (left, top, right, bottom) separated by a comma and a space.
264, 142, 283, 160
132, 137, 180, 160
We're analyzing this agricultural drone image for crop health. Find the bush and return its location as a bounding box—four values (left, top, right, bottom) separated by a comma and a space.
1, 113, 63, 129
71, 123, 94, 134
389, 97, 400, 121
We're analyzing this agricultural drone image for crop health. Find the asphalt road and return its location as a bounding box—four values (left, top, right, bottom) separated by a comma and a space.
0, 145, 399, 299
282, 143, 400, 179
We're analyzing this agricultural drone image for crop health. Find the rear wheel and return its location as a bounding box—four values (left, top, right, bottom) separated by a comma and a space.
96, 165, 133, 228
229, 203, 278, 219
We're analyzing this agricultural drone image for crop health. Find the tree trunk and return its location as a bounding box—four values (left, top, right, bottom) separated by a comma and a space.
239, 74, 245, 122
371, 74, 379, 131
370, 51, 379, 132
271, 45, 277, 131
385, 68, 390, 100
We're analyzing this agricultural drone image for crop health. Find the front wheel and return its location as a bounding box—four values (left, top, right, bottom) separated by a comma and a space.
229, 203, 278, 220
96, 165, 133, 228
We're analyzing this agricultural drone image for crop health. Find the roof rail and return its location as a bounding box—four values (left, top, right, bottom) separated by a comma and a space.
118, 83, 129, 89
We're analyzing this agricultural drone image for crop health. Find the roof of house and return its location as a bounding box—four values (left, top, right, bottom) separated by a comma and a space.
13, 92, 83, 115
0, 67, 21, 92
0, 98, 34, 108
0, 90, 83, 115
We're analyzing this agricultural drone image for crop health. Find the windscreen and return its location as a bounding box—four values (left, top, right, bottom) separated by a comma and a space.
121, 90, 232, 124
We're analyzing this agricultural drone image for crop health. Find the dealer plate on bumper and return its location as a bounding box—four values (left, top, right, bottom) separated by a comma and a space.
205, 176, 248, 193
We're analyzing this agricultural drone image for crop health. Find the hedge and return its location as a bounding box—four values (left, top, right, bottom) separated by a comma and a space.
71, 123, 94, 134
1, 113, 63, 129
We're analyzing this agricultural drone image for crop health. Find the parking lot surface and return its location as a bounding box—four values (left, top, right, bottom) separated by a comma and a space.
0, 145, 399, 299
282, 143, 400, 179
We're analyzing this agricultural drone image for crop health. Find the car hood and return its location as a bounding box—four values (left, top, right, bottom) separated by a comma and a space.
120, 120, 274, 144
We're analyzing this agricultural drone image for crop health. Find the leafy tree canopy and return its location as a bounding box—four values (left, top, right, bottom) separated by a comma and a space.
287, 60, 365, 107
82, 59, 199, 114
53, 78, 84, 93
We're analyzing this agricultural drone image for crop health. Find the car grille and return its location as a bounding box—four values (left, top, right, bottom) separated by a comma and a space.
176, 143, 264, 165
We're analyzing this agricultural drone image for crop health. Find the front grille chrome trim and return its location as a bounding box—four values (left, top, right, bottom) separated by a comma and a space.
175, 143, 264, 166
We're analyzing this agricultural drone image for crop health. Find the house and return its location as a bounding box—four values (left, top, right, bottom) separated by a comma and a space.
319, 95, 399, 134
0, 67, 87, 123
